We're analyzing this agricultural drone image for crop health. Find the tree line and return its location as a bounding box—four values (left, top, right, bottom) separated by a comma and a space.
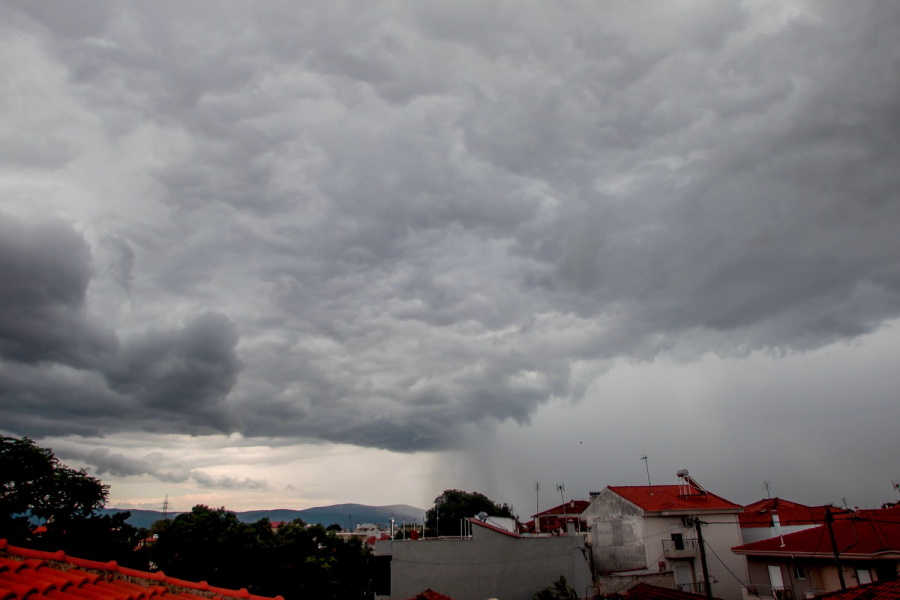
2, 436, 520, 599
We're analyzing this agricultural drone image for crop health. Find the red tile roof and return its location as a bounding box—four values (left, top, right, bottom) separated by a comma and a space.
809, 579, 900, 600
0, 540, 283, 600
624, 583, 722, 600
739, 498, 848, 528
532, 500, 590, 519
401, 589, 456, 600
607, 486, 742, 513
732, 508, 900, 558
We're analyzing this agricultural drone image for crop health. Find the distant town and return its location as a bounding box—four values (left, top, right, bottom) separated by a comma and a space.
4, 437, 899, 600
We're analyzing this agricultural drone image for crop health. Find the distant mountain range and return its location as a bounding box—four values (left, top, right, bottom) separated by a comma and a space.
98, 503, 426, 530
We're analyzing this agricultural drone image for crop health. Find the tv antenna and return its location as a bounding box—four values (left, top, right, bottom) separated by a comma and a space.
535, 482, 540, 516
641, 455, 652, 491
764, 481, 772, 499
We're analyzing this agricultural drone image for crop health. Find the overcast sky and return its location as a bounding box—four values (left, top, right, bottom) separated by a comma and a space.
2, 0, 899, 517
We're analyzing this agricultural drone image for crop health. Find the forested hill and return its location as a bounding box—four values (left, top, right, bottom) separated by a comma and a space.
98, 503, 426, 530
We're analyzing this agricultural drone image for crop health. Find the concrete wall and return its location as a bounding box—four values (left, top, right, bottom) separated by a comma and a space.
375, 524, 592, 600
583, 489, 646, 573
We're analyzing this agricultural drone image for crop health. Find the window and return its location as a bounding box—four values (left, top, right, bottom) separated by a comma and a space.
793, 566, 806, 580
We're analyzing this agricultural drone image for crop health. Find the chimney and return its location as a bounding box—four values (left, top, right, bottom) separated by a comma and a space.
772, 511, 785, 547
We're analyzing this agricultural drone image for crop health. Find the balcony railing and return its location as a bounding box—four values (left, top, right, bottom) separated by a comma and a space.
743, 584, 794, 600
676, 582, 707, 595
662, 537, 699, 558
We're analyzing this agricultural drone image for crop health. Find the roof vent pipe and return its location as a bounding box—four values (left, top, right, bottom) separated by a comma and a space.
772, 511, 784, 547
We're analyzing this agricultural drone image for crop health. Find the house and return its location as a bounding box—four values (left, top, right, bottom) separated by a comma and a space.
522, 500, 590, 534
582, 472, 747, 600
373, 517, 592, 600
739, 498, 850, 545
0, 538, 283, 600
731, 506, 900, 600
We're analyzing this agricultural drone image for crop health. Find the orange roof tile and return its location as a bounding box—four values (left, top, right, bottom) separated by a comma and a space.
608, 486, 741, 513
0, 540, 284, 600
810, 579, 900, 600
624, 582, 722, 600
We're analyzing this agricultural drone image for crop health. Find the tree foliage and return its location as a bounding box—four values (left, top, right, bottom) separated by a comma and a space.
1, 436, 107, 534
0, 436, 146, 565
148, 505, 371, 600
425, 489, 516, 537
533, 575, 579, 600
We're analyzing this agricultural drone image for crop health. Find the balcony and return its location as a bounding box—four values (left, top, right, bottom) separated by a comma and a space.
662, 537, 699, 559
742, 584, 794, 600
676, 582, 707, 595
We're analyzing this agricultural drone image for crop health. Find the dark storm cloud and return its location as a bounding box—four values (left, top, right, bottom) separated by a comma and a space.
1, 1, 899, 454
0, 216, 242, 437
0, 214, 116, 367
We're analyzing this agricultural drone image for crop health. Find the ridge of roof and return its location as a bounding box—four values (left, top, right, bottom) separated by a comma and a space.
624, 582, 723, 600
809, 578, 900, 600
0, 540, 282, 600
606, 485, 741, 512
739, 498, 850, 528
732, 511, 900, 557
531, 500, 590, 519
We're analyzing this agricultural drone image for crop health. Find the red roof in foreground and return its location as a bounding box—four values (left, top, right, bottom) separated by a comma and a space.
739, 498, 849, 528
624, 583, 723, 600
402, 589, 456, 600
810, 579, 900, 600
607, 486, 741, 513
0, 539, 282, 600
732, 508, 900, 557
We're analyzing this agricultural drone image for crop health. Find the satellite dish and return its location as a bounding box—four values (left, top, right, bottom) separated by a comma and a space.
477, 512, 488, 522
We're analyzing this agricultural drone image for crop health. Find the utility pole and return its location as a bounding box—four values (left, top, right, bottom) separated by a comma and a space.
694, 517, 712, 599
825, 507, 847, 591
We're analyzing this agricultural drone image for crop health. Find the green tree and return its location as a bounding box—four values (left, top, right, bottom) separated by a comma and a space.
149, 507, 371, 600
1, 436, 108, 541
425, 489, 516, 537
533, 575, 578, 600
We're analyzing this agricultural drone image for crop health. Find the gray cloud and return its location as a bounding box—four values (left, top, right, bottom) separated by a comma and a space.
0, 0, 898, 460
62, 446, 266, 490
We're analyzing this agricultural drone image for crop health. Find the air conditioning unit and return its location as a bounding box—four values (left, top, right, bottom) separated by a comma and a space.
683, 516, 695, 527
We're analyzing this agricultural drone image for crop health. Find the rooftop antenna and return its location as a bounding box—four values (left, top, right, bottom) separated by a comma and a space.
764, 481, 772, 499
161, 494, 169, 520
893, 481, 899, 496
535, 482, 540, 516
642, 456, 652, 493
557, 484, 567, 527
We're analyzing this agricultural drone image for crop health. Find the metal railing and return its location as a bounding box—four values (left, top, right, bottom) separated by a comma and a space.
676, 582, 707, 595
662, 538, 700, 557
744, 584, 794, 599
